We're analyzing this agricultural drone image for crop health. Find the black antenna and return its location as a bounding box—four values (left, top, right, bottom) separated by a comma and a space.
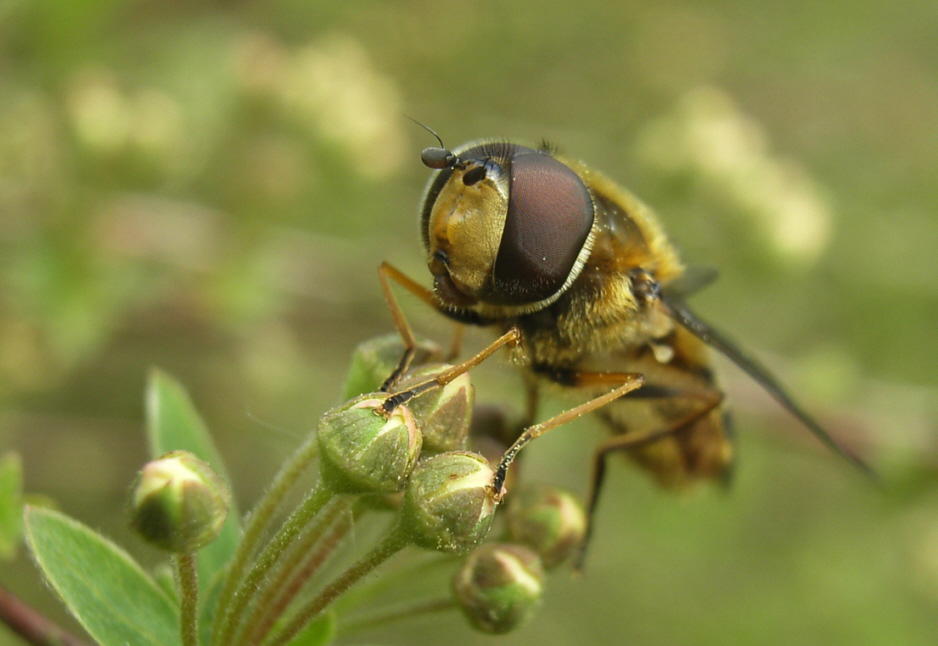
403, 115, 464, 170
404, 115, 446, 149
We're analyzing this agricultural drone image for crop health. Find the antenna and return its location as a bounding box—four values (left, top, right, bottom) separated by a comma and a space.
403, 115, 464, 170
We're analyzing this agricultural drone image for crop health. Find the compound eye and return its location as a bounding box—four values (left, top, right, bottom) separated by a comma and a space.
492, 153, 594, 303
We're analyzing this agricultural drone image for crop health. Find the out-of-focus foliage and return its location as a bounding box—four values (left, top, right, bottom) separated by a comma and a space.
1, 1, 936, 645
0, 453, 24, 560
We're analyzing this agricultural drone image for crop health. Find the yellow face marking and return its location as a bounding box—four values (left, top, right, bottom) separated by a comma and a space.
427, 168, 509, 299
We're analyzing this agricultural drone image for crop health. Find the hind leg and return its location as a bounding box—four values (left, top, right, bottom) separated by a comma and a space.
576, 386, 725, 569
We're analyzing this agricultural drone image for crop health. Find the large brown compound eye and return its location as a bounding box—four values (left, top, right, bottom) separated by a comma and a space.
492, 153, 594, 304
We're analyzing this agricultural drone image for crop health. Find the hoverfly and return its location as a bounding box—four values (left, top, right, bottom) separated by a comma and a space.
378, 129, 871, 559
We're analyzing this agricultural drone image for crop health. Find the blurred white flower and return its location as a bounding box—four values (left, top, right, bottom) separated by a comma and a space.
65, 70, 187, 174
234, 31, 407, 180
66, 70, 132, 155
637, 86, 833, 264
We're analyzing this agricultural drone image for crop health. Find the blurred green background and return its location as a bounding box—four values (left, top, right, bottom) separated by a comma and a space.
1, 1, 937, 645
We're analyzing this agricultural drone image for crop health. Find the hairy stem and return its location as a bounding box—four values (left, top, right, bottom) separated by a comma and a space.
216, 484, 334, 646
236, 498, 353, 646
210, 431, 320, 644
262, 525, 410, 646
174, 553, 199, 646
339, 597, 455, 637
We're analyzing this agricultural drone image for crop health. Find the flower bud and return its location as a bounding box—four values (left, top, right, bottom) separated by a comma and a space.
453, 542, 544, 634
318, 394, 422, 494
506, 484, 586, 569
402, 452, 497, 554
342, 334, 443, 400
130, 451, 231, 553
394, 364, 473, 453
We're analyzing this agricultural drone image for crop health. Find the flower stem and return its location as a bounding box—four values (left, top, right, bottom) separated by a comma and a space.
236, 497, 353, 646
216, 484, 334, 646
262, 524, 411, 646
338, 597, 456, 637
174, 553, 199, 646
0, 584, 91, 646
210, 431, 320, 644
333, 552, 455, 615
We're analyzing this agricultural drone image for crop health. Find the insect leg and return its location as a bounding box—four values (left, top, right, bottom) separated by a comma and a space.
488, 373, 541, 461
491, 371, 645, 500
377, 261, 443, 391
381, 327, 522, 414
575, 386, 724, 569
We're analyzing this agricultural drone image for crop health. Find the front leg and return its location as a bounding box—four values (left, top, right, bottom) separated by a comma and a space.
377, 261, 438, 392
377, 261, 498, 392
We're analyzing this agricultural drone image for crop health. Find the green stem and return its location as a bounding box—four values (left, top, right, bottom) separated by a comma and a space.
262, 524, 411, 646
174, 553, 199, 646
333, 552, 456, 615
216, 484, 334, 646
210, 431, 321, 644
235, 497, 353, 646
338, 597, 456, 637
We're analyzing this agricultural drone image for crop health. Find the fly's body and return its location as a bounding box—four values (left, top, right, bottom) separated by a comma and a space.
379, 134, 868, 556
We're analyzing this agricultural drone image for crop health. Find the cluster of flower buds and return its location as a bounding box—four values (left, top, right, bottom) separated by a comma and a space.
127, 335, 590, 644
324, 336, 591, 634
323, 336, 592, 635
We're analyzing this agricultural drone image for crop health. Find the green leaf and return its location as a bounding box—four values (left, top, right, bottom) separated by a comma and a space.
146, 368, 241, 594
284, 610, 336, 646
153, 562, 180, 602
24, 505, 181, 646
0, 452, 24, 560
145, 369, 228, 476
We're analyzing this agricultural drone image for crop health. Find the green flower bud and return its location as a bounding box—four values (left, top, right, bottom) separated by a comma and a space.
130, 451, 231, 553
506, 484, 586, 569
342, 334, 443, 400
318, 394, 422, 494
394, 364, 473, 453
402, 452, 497, 554
453, 542, 544, 634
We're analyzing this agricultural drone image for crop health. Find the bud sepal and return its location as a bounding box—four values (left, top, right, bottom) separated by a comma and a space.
394, 364, 473, 454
